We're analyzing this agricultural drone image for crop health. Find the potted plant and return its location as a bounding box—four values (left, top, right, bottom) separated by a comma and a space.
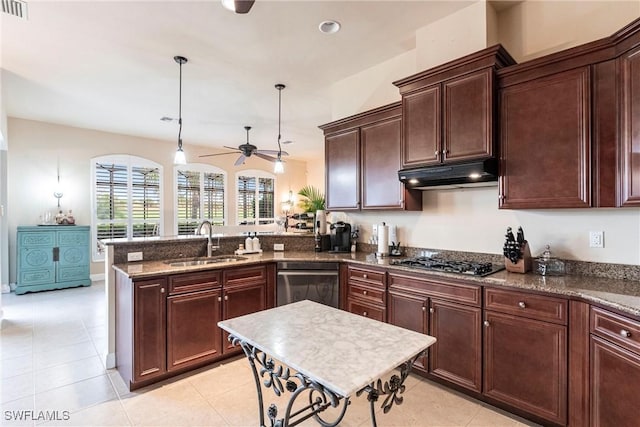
297, 185, 325, 212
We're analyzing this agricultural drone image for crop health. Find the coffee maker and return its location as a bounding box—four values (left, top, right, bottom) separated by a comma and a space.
328, 221, 351, 253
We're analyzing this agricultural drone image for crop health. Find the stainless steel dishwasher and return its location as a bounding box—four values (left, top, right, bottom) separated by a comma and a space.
276, 262, 340, 308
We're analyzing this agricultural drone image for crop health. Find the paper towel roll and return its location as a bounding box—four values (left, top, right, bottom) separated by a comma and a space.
377, 224, 389, 256
316, 210, 327, 235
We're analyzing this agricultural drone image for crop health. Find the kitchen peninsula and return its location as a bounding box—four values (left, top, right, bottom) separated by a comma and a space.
106, 233, 640, 426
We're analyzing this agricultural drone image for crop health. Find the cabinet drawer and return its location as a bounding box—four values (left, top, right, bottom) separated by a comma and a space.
348, 282, 386, 305
223, 265, 267, 285
389, 273, 481, 306
591, 306, 640, 354
169, 271, 221, 295
484, 288, 567, 325
347, 300, 385, 322
347, 266, 386, 288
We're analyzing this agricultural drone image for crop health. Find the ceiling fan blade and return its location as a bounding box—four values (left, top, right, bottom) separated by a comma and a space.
233, 0, 254, 13
255, 149, 289, 156
199, 152, 238, 158
254, 153, 278, 163
234, 154, 247, 166
223, 146, 241, 151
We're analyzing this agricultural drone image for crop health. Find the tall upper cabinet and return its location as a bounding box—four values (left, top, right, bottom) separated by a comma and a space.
320, 103, 422, 211
393, 45, 516, 169
497, 17, 640, 208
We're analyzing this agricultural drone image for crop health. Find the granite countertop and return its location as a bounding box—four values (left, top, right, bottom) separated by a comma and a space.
218, 300, 436, 397
113, 251, 640, 318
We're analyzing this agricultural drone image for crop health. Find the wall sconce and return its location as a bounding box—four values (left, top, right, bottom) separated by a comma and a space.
53, 169, 63, 207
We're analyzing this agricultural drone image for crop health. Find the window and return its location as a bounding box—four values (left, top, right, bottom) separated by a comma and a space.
91, 155, 163, 261
236, 170, 275, 225
175, 164, 226, 235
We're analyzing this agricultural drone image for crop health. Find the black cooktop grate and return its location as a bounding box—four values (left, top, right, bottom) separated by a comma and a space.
390, 257, 504, 277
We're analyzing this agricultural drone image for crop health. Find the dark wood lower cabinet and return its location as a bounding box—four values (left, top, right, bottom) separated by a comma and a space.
429, 299, 481, 393
132, 279, 167, 383
388, 290, 428, 372
484, 310, 567, 426
167, 288, 222, 371
590, 335, 640, 427
222, 282, 266, 354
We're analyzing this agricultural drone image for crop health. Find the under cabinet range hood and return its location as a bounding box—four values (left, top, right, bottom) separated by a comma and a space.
398, 158, 499, 190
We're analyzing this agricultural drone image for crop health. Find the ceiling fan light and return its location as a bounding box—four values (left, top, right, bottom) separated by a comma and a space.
174, 147, 186, 165
221, 0, 253, 13
274, 158, 284, 174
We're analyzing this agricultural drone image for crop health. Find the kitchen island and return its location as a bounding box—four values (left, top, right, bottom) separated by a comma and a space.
218, 300, 436, 427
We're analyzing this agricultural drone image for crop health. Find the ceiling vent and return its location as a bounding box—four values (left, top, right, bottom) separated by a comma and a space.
2, 0, 28, 19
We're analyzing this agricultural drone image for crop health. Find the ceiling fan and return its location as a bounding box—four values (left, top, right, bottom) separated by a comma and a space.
199, 126, 289, 166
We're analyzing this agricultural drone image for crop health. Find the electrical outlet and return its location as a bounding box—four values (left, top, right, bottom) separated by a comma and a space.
589, 231, 604, 248
273, 243, 284, 251
127, 251, 143, 262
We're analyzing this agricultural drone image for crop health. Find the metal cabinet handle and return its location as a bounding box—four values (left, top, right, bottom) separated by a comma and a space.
363, 274, 368, 279
363, 290, 368, 295
434, 151, 439, 156
518, 301, 526, 309
421, 306, 426, 312
621, 329, 632, 338
160, 288, 165, 294
442, 149, 448, 155
499, 195, 505, 200
363, 311, 368, 317
429, 308, 434, 314
218, 296, 222, 302
483, 320, 490, 327
224, 295, 229, 301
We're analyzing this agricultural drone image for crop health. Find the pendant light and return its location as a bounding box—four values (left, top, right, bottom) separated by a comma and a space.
173, 55, 188, 165
274, 83, 285, 174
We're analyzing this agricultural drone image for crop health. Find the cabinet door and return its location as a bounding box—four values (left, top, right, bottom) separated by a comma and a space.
484, 310, 567, 425
222, 282, 266, 354
167, 288, 222, 371
56, 229, 90, 283
620, 46, 640, 206
388, 290, 428, 372
499, 67, 591, 208
429, 299, 481, 393
590, 336, 640, 427
325, 129, 360, 210
444, 69, 493, 162
17, 231, 55, 287
402, 85, 441, 167
133, 279, 167, 382
361, 116, 404, 209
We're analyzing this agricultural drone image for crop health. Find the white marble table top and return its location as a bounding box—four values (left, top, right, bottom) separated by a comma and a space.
218, 300, 436, 397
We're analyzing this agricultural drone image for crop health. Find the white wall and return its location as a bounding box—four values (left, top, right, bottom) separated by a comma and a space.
0, 71, 7, 320
6, 118, 308, 281
332, 1, 640, 265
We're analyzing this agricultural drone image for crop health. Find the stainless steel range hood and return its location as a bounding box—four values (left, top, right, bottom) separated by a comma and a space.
398, 158, 498, 190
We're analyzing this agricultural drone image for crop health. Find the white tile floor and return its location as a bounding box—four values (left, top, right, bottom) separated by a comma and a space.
0, 283, 539, 427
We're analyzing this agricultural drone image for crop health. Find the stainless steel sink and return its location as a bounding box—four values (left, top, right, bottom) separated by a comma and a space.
164, 255, 247, 267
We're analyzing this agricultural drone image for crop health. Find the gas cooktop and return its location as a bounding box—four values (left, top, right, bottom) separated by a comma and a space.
389, 257, 504, 277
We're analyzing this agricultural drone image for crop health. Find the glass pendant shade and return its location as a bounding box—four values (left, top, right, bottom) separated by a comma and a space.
274, 158, 284, 174
174, 146, 186, 165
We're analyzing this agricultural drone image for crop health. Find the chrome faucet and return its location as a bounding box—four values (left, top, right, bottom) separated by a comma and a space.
196, 220, 219, 257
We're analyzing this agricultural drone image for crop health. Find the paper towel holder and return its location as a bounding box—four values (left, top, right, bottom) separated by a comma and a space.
376, 222, 390, 258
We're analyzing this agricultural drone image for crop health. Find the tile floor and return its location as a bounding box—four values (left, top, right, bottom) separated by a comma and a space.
0, 282, 539, 427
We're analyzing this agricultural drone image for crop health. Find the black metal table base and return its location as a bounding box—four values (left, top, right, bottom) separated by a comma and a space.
229, 335, 422, 427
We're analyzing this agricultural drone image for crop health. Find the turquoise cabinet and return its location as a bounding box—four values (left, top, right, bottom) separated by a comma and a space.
16, 225, 91, 294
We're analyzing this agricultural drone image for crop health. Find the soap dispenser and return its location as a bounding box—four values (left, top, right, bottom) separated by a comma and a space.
245, 234, 253, 252
252, 233, 260, 251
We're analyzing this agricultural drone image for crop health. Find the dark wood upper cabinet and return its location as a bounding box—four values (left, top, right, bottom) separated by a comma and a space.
620, 45, 640, 206
324, 129, 360, 210
394, 45, 515, 169
320, 103, 422, 211
497, 17, 640, 209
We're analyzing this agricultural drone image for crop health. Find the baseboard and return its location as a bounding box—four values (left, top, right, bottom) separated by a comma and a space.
105, 352, 116, 369
90, 273, 105, 282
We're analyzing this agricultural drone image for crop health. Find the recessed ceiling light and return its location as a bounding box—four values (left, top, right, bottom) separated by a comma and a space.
319, 20, 341, 34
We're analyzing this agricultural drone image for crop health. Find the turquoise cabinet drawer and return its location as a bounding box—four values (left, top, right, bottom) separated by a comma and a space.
19, 231, 55, 247
58, 230, 90, 246
19, 267, 56, 286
